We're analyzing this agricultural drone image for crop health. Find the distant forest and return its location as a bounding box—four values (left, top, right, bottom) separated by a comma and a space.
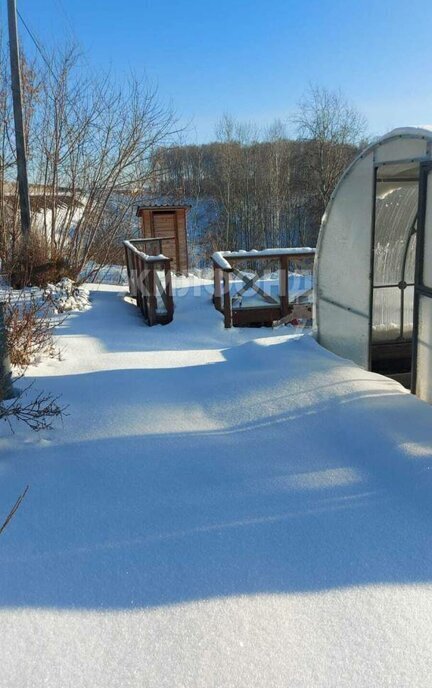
0, 39, 368, 283
150, 92, 368, 261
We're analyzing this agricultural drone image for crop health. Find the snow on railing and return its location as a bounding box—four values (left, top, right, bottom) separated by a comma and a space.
123, 240, 170, 263
211, 247, 315, 328
212, 247, 316, 271
123, 239, 174, 326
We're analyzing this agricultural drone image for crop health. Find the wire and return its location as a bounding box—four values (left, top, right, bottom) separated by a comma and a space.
15, 8, 86, 127
16, 9, 60, 85
16, 7, 94, 92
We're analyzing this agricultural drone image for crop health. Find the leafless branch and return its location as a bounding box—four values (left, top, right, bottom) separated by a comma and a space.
0, 486, 29, 537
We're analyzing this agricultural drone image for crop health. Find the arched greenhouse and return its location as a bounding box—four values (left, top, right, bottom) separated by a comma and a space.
314, 126, 432, 403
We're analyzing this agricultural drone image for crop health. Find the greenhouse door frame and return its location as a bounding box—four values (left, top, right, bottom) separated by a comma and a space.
368, 165, 378, 372
411, 161, 432, 396
368, 161, 420, 376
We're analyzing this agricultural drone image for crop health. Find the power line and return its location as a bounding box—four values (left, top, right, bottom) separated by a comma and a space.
16, 9, 60, 85
16, 8, 93, 97
15, 7, 95, 132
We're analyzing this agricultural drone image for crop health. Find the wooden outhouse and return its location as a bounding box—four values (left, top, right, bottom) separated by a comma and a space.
136, 201, 190, 275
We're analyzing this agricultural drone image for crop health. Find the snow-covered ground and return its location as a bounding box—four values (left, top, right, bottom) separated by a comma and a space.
1, 276, 432, 687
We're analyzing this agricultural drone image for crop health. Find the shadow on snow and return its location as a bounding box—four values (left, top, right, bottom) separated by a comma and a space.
1, 288, 432, 611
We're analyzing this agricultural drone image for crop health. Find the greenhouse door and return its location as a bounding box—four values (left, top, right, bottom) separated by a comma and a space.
412, 162, 432, 402
370, 162, 419, 385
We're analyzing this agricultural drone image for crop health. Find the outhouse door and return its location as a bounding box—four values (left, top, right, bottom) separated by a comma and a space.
152, 211, 180, 272
412, 162, 432, 402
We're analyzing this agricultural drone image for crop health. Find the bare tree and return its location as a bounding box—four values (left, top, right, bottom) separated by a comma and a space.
1, 41, 180, 286
214, 114, 241, 246
293, 85, 367, 233
150, 91, 368, 258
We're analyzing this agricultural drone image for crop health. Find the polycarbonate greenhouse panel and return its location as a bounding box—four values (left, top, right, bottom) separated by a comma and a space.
373, 184, 417, 286
416, 295, 432, 403
374, 137, 428, 163
415, 166, 432, 402
403, 285, 415, 338
315, 153, 374, 368
318, 299, 370, 366
372, 287, 402, 341
422, 172, 432, 289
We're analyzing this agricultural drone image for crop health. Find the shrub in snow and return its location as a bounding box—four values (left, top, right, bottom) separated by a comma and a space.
4, 278, 90, 368
43, 278, 91, 313
4, 293, 58, 368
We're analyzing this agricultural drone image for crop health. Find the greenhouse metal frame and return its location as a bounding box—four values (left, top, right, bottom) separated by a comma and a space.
314, 127, 432, 403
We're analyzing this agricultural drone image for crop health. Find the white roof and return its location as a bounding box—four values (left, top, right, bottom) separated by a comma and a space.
381, 125, 432, 140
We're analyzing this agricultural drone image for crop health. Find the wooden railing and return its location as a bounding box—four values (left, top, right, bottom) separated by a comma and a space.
212, 248, 315, 328
124, 239, 174, 326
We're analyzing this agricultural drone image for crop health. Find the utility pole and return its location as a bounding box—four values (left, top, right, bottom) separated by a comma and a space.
7, 0, 31, 238
2, 0, 29, 400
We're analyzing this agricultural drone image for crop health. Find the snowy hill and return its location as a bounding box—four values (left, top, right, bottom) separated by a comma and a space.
1, 278, 432, 687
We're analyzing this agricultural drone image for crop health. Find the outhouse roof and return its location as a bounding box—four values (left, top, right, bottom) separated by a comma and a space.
136, 197, 192, 215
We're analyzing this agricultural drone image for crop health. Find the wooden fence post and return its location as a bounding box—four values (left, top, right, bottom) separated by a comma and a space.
147, 265, 157, 326
0, 301, 13, 400
124, 241, 174, 326
165, 263, 174, 322
124, 245, 132, 294
279, 255, 289, 318
213, 263, 222, 311
131, 251, 139, 299
223, 270, 232, 328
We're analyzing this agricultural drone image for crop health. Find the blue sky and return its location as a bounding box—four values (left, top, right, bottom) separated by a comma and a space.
5, 0, 432, 142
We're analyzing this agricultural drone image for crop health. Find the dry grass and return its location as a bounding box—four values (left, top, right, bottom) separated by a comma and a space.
3, 291, 61, 368
6, 234, 77, 289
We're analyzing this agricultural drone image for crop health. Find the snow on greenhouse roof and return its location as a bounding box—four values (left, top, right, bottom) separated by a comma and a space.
322, 125, 432, 217
382, 125, 432, 140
